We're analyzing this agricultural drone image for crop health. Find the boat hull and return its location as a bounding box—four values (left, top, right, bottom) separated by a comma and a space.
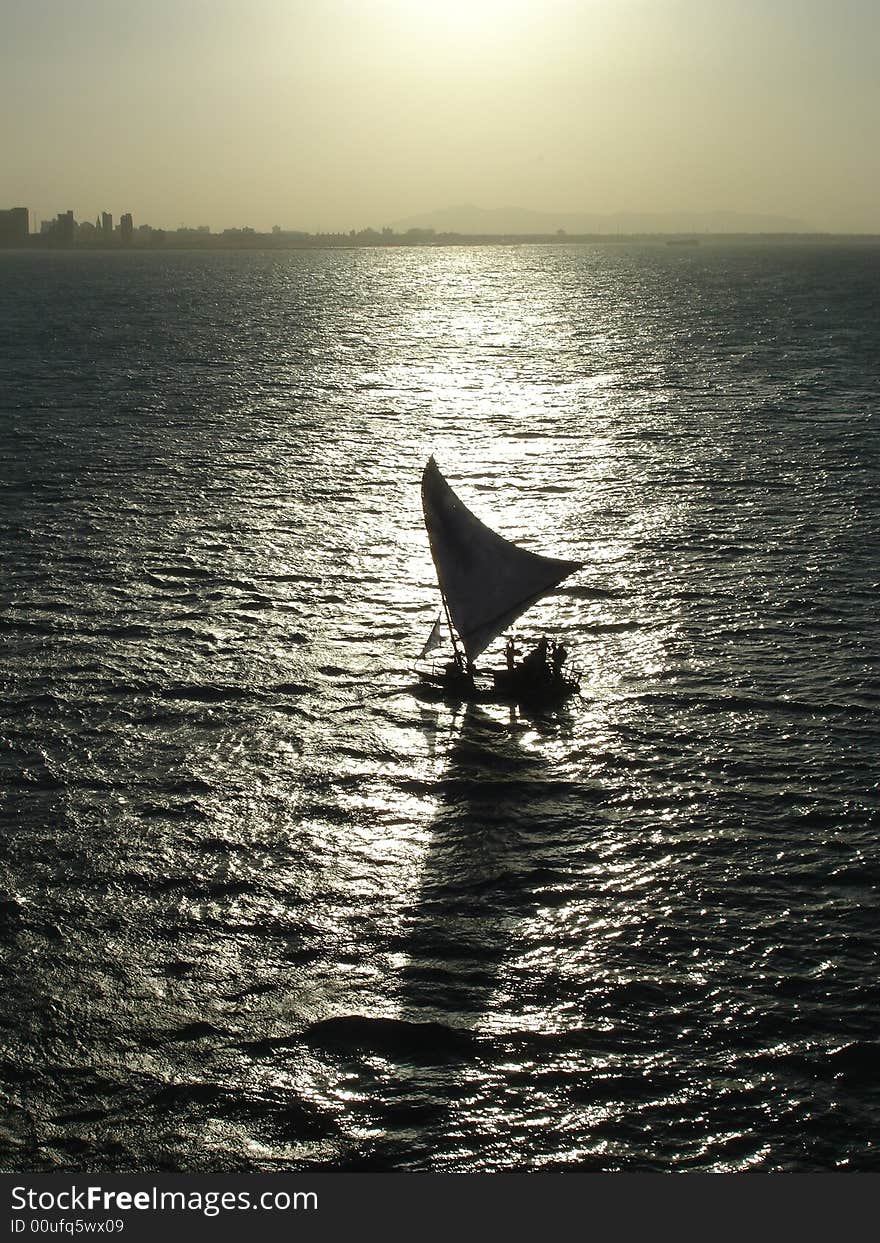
416, 666, 579, 708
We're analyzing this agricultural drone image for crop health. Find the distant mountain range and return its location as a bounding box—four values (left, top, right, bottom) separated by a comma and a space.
390, 204, 810, 235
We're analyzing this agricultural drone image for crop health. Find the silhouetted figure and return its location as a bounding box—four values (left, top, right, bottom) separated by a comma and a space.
444, 650, 476, 688
521, 636, 551, 684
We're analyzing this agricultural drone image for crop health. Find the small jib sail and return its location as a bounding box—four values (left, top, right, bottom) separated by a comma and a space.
418, 612, 445, 660
421, 457, 581, 663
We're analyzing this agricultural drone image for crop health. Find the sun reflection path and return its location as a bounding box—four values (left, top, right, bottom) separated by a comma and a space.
236, 242, 779, 1167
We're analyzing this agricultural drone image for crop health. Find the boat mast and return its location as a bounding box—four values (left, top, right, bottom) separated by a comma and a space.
440, 590, 467, 665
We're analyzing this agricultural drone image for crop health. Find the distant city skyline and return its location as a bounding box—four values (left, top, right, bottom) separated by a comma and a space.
7, 199, 880, 246
16, 202, 828, 238
5, 201, 833, 240
12, 192, 879, 242
3, 1, 878, 234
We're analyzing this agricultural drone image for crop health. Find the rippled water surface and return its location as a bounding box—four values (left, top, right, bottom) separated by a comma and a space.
1, 243, 878, 1171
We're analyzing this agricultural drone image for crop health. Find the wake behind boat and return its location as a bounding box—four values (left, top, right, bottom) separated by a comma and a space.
417, 457, 582, 706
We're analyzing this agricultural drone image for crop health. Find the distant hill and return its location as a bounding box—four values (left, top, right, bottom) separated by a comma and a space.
390, 203, 810, 235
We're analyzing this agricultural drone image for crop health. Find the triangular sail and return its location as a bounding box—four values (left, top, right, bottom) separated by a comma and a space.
418, 612, 445, 659
421, 457, 581, 662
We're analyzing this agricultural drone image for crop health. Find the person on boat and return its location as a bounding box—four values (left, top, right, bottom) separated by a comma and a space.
552, 642, 568, 678
445, 650, 475, 686
521, 636, 551, 684
505, 635, 517, 671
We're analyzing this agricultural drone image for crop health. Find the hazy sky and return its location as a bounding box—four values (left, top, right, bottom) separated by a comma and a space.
2, 0, 878, 232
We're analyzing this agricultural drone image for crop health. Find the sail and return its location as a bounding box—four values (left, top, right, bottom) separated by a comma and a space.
418, 612, 445, 659
421, 457, 581, 662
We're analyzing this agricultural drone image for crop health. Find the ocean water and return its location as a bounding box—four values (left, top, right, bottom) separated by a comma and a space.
1, 242, 878, 1173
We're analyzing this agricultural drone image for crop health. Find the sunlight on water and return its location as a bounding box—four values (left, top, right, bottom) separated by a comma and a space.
1, 243, 877, 1172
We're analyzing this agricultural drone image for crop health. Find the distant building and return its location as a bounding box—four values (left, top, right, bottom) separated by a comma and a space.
101, 212, 113, 243
0, 206, 29, 245
119, 212, 133, 244
55, 210, 75, 245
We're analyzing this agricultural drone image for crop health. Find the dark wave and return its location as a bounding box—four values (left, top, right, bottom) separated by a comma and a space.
303, 1016, 476, 1061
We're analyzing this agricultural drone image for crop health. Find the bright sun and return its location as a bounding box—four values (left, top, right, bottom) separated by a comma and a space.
397, 0, 535, 28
